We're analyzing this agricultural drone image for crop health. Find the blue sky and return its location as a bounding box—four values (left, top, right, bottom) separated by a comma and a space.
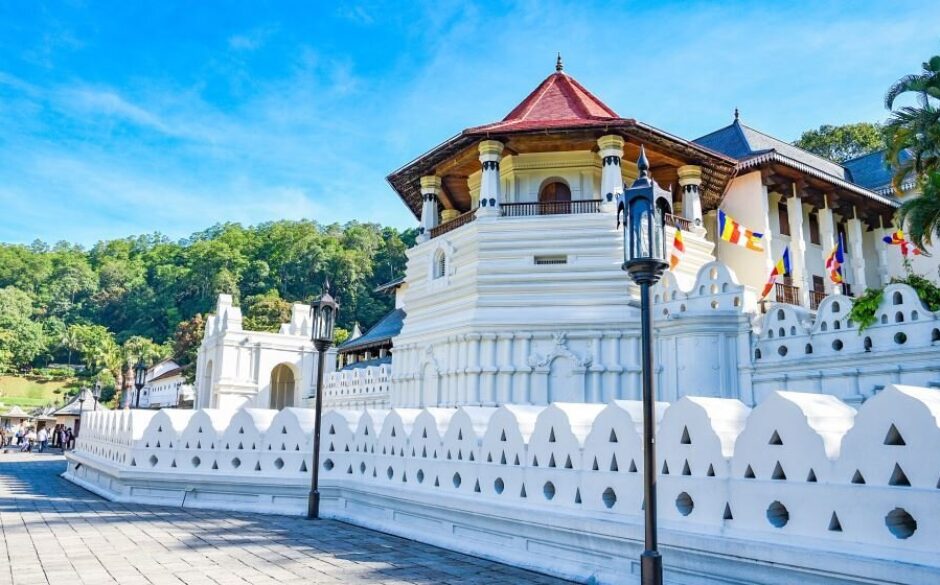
1, 1, 938, 246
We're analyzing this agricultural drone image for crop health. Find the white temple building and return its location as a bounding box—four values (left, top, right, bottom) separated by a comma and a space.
67, 61, 940, 585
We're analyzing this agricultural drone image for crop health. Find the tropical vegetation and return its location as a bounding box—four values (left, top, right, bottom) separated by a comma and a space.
0, 221, 416, 404
886, 54, 940, 250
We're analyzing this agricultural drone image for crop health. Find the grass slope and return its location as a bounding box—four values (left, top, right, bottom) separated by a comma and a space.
0, 376, 75, 412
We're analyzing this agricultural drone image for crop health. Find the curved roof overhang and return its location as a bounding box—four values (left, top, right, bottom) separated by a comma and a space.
387, 120, 738, 220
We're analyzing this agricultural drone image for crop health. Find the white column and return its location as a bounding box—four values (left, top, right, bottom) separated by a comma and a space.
846, 216, 868, 292
818, 204, 839, 294
597, 134, 624, 212
677, 165, 704, 234
476, 140, 504, 217
874, 227, 892, 285
417, 175, 441, 243
786, 188, 810, 307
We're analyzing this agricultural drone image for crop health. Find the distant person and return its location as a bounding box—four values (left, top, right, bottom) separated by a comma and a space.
22, 429, 36, 452
65, 428, 74, 450
15, 428, 23, 446
37, 428, 48, 453
0, 427, 6, 448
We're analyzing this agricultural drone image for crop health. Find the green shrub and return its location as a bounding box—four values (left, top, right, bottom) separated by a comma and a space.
850, 274, 940, 332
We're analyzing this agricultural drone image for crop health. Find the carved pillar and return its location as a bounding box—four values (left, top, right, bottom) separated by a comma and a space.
818, 204, 839, 294
589, 334, 603, 403
466, 333, 482, 404
515, 333, 532, 404
476, 140, 504, 217
601, 332, 621, 402
846, 216, 868, 291
418, 175, 442, 243
597, 134, 624, 212
786, 188, 811, 307
480, 333, 498, 405
495, 333, 514, 404
874, 227, 891, 285
677, 165, 705, 234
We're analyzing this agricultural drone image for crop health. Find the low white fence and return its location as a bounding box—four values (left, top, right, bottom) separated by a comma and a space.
67, 384, 940, 584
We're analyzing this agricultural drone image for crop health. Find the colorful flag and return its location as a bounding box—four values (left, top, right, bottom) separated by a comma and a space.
669, 228, 685, 270
825, 235, 845, 284
882, 229, 923, 257
760, 247, 792, 299
718, 209, 764, 252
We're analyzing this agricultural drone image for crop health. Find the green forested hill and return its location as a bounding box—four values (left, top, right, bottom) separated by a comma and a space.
0, 220, 416, 393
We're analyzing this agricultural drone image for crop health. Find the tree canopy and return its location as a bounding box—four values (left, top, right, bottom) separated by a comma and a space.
793, 122, 886, 162
0, 221, 417, 378
887, 54, 940, 250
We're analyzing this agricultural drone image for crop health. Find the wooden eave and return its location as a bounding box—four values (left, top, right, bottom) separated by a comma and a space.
742, 153, 899, 230
387, 121, 737, 220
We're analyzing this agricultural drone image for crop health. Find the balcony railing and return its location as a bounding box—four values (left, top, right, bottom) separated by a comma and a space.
810, 290, 826, 310
775, 282, 801, 306
429, 211, 475, 239
664, 213, 694, 232
500, 199, 601, 217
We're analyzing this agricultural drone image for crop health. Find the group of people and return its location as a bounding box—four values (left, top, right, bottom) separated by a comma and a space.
0, 424, 75, 453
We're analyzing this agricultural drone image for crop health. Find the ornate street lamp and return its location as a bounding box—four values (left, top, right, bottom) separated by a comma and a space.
92, 380, 102, 412
77, 389, 87, 439
134, 357, 148, 408
620, 146, 671, 585
308, 279, 339, 520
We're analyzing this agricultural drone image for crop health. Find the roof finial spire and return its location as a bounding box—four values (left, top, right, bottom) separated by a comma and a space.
734, 107, 740, 121
637, 145, 650, 178
555, 52, 564, 72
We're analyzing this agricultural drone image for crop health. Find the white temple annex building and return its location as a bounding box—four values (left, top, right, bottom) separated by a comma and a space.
66, 62, 940, 585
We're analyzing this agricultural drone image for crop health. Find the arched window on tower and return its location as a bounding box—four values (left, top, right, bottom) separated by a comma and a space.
538, 181, 571, 215
433, 249, 446, 280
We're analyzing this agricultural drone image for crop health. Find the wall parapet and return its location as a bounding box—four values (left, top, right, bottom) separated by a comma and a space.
66, 385, 940, 584
323, 363, 391, 409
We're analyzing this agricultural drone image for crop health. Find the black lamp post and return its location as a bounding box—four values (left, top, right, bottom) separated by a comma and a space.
134, 356, 147, 408
134, 357, 148, 408
77, 390, 86, 438
308, 280, 339, 520
92, 380, 102, 411
620, 146, 670, 585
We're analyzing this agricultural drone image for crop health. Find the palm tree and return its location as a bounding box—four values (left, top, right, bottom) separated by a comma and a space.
897, 171, 940, 252
884, 55, 940, 191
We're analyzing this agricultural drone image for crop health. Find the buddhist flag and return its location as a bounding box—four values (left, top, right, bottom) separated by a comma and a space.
669, 228, 685, 270
718, 209, 764, 252
825, 235, 845, 285
882, 229, 923, 257
760, 247, 792, 300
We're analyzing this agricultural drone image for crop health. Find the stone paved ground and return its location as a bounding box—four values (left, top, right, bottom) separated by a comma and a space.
0, 453, 570, 585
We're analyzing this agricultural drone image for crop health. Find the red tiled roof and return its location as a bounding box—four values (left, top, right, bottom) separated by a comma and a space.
466, 71, 623, 134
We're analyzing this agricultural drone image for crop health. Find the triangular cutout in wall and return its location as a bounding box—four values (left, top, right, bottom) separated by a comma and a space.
828, 512, 843, 532
884, 424, 906, 446
889, 463, 911, 487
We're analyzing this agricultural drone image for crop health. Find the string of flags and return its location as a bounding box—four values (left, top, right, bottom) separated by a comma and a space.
882, 229, 923, 257
718, 210, 764, 252
760, 246, 791, 300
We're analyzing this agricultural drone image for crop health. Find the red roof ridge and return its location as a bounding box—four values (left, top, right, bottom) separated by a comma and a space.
467, 70, 621, 134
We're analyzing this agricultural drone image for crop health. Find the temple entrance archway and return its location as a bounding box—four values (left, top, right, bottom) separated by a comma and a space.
270, 364, 295, 410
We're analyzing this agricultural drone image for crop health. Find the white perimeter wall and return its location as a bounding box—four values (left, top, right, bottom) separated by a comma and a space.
65, 384, 940, 585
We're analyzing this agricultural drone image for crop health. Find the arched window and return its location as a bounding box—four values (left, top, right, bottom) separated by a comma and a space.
433, 249, 446, 279
538, 181, 571, 214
